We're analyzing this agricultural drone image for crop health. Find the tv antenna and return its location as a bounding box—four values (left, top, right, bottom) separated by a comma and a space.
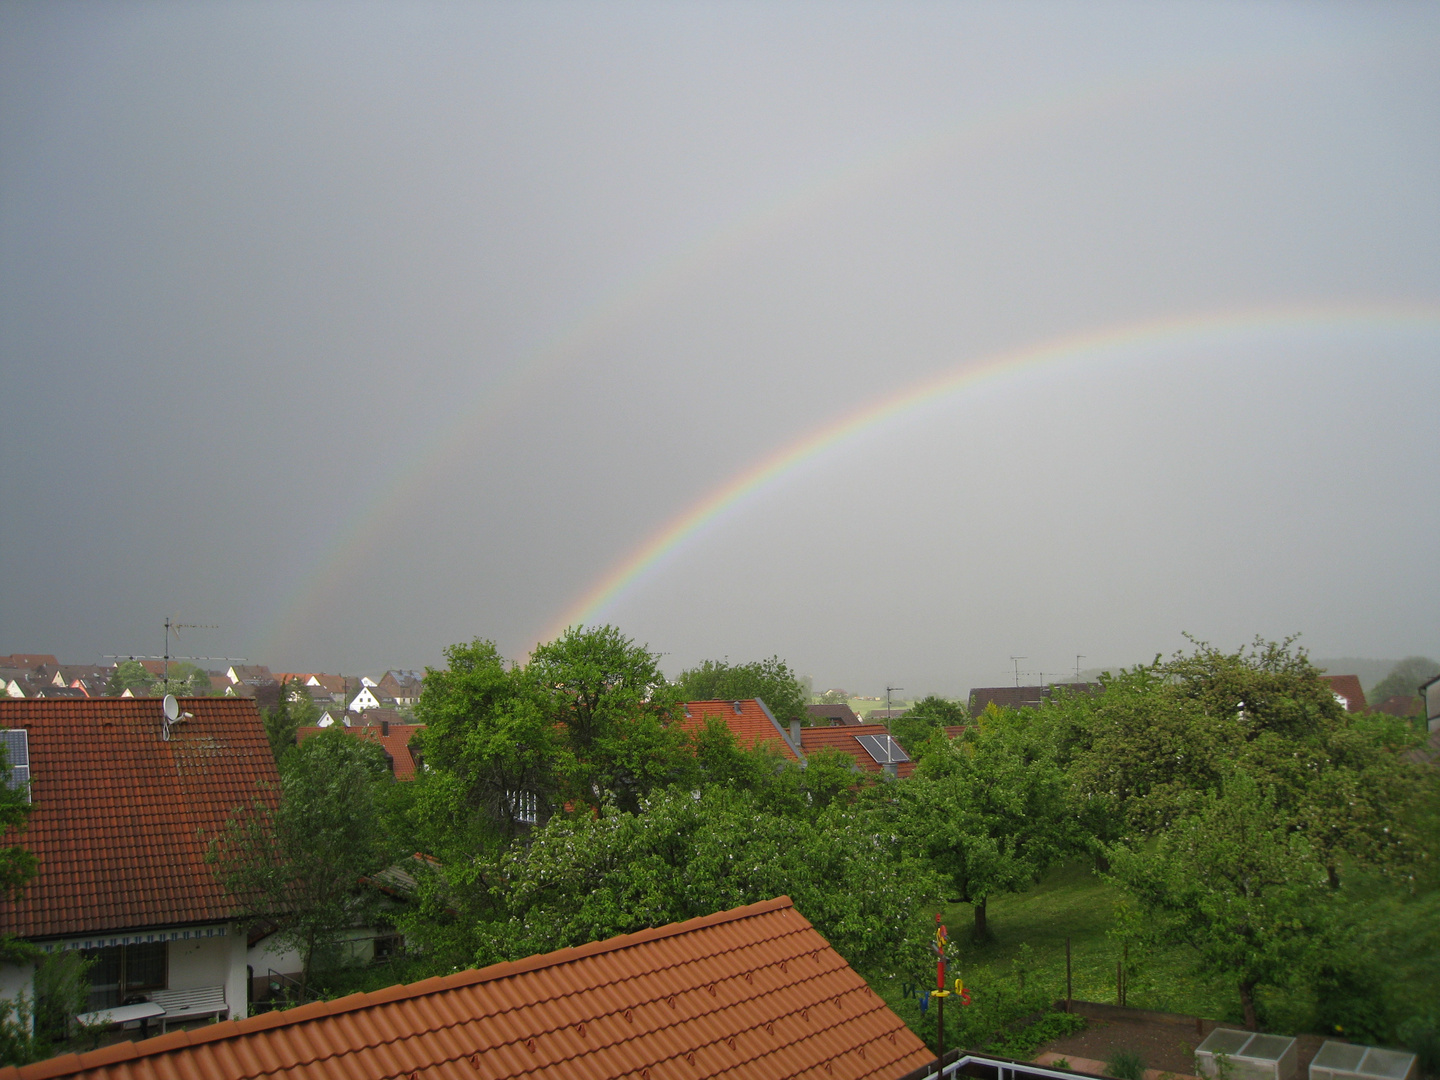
1075, 655, 1085, 680
1010, 657, 1026, 688
106, 617, 246, 688
884, 685, 903, 763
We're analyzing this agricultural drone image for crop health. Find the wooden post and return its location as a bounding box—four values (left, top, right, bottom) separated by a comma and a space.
1065, 937, 1072, 1012
1117, 961, 1122, 1006
1121, 943, 1128, 1007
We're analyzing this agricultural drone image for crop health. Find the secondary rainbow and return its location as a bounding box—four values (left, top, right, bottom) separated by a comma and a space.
543, 300, 1440, 641
259, 42, 1352, 659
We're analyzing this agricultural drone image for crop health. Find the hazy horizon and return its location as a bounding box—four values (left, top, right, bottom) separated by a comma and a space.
3, 3, 1437, 698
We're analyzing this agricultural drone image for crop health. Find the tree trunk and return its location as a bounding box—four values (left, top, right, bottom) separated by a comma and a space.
1326, 864, 1341, 889
973, 896, 988, 941
1238, 980, 1259, 1031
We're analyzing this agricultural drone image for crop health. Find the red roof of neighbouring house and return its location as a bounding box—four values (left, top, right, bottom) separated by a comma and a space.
0, 656, 59, 671
0, 896, 930, 1080
0, 698, 278, 941
1322, 674, 1368, 713
1373, 694, 1422, 718
296, 722, 424, 780
799, 723, 917, 778
679, 699, 803, 763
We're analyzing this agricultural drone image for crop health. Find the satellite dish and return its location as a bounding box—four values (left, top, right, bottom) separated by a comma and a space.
163, 695, 180, 721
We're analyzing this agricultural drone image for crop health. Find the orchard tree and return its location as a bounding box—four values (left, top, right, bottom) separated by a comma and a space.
902, 708, 1072, 940
675, 656, 809, 725
1106, 771, 1336, 1030
1060, 638, 1428, 886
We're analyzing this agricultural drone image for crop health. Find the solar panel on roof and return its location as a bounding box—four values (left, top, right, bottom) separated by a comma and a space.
1, 729, 31, 800
855, 733, 909, 764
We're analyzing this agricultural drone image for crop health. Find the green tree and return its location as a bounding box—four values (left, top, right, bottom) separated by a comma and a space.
152, 662, 213, 698
103, 660, 154, 697
0, 740, 39, 1063
1106, 771, 1336, 1030
412, 639, 558, 845
1370, 657, 1440, 706
529, 625, 690, 814
207, 729, 395, 995
902, 708, 1073, 940
890, 694, 966, 753
1060, 639, 1428, 886
0, 742, 35, 902
471, 784, 940, 974
261, 678, 321, 764
817, 688, 850, 705
674, 656, 809, 725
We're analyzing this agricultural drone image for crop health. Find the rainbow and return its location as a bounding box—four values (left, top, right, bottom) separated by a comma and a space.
542, 300, 1440, 642
259, 42, 1352, 659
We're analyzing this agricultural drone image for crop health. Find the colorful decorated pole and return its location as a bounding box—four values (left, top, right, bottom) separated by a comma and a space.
932, 914, 950, 1071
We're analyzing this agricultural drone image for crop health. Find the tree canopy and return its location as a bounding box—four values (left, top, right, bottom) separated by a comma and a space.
674, 655, 809, 725
1370, 656, 1440, 705
208, 728, 396, 994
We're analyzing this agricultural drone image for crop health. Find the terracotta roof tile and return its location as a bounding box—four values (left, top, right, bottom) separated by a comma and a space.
799, 724, 917, 778
680, 700, 803, 763
0, 698, 278, 940
2, 897, 930, 1080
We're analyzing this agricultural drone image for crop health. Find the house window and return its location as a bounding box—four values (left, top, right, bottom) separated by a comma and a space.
372, 934, 405, 963
82, 941, 168, 1009
509, 791, 539, 825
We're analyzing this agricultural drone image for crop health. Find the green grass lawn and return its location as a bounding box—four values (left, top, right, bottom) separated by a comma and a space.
869, 858, 1242, 1049
933, 860, 1237, 1021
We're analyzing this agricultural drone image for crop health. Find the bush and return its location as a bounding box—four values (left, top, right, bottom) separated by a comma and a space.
1397, 1016, 1439, 1077
1107, 1049, 1146, 1080
990, 1009, 1088, 1059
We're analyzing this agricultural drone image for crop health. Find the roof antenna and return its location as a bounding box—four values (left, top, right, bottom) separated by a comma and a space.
885, 686, 903, 764
106, 617, 244, 695
1010, 657, 1026, 688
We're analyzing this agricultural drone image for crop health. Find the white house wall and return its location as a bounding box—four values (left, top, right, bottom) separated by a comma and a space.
0, 961, 35, 1028
168, 930, 248, 1020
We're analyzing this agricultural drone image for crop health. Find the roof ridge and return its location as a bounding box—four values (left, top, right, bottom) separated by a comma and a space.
29, 897, 800, 1069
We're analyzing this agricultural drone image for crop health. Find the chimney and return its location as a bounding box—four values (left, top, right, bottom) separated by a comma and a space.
790, 719, 801, 746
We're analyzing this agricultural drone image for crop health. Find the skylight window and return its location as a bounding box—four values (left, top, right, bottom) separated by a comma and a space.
2, 729, 31, 802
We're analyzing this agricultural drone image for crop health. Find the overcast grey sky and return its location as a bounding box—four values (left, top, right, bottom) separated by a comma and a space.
2, 2, 1437, 695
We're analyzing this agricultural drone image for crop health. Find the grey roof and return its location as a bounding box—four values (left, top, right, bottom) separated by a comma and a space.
967, 683, 1097, 713
806, 703, 860, 726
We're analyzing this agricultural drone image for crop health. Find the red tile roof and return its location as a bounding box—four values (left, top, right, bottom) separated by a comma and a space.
1, 896, 929, 1080
0, 698, 279, 940
1373, 694, 1422, 718
1322, 674, 1368, 713
680, 700, 803, 763
295, 722, 424, 780
799, 724, 917, 778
